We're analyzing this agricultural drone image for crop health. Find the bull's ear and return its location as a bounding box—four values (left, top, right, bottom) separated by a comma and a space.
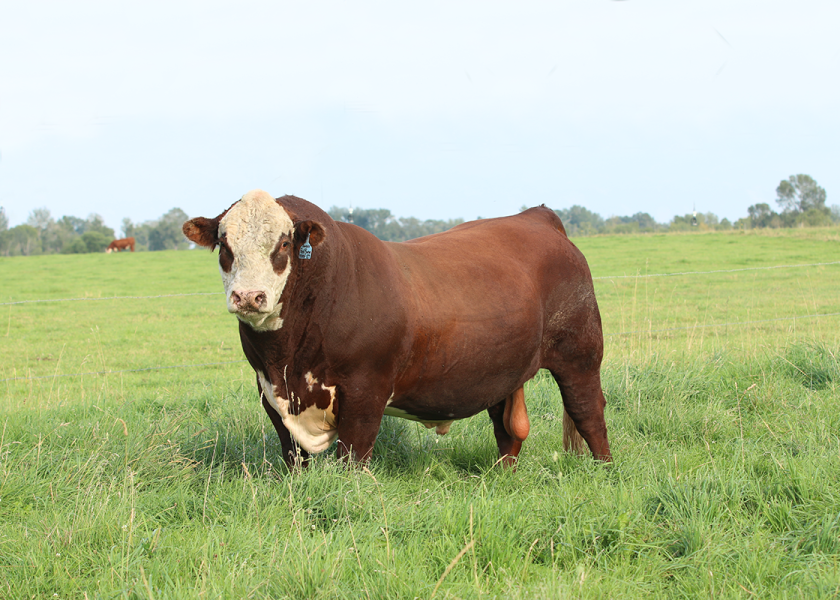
182, 217, 220, 248
294, 220, 326, 247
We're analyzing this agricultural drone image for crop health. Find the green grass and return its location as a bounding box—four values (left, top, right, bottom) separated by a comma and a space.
1, 228, 840, 598
579, 229, 840, 364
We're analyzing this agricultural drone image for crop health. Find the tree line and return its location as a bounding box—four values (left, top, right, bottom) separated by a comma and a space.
0, 207, 190, 256
327, 207, 465, 242
1, 174, 836, 256
328, 174, 838, 240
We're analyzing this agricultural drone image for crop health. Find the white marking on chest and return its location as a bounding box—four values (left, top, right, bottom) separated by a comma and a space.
219, 190, 294, 332
383, 406, 454, 435
258, 370, 338, 454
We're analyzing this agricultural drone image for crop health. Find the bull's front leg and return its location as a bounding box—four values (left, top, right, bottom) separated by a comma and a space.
334, 380, 390, 465
257, 378, 309, 470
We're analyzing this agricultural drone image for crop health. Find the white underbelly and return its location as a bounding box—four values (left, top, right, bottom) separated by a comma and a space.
258, 370, 338, 454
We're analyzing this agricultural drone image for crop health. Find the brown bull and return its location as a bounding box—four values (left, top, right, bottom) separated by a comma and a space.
106, 237, 135, 253
183, 190, 611, 468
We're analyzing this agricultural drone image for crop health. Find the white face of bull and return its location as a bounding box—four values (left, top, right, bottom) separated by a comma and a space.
217, 190, 295, 331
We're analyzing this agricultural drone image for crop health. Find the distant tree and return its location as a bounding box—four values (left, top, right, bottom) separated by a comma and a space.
553, 205, 605, 236
703, 212, 720, 228
120, 209, 189, 251
603, 212, 659, 234
81, 231, 112, 253
121, 217, 135, 239
717, 218, 733, 230
148, 208, 190, 250
670, 212, 720, 231
122, 218, 151, 249
798, 207, 833, 227
329, 207, 396, 239
24, 207, 53, 253
632, 212, 658, 231
831, 205, 840, 224
57, 215, 88, 236
394, 217, 427, 240
20, 209, 117, 254
776, 175, 827, 214
26, 207, 53, 232
0, 224, 41, 256
747, 203, 777, 228
42, 221, 76, 254
328, 207, 463, 241
393, 216, 464, 241
83, 214, 115, 239
669, 215, 690, 232
51, 214, 114, 253
2, 206, 196, 254
65, 237, 88, 254
603, 219, 638, 234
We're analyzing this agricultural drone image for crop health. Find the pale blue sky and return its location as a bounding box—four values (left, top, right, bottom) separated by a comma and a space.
1, 1, 838, 233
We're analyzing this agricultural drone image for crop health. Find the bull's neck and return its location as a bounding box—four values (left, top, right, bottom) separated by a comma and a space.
236, 223, 354, 374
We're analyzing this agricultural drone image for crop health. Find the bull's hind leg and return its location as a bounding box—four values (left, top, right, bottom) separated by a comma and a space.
548, 363, 611, 461
487, 386, 530, 467
544, 299, 612, 461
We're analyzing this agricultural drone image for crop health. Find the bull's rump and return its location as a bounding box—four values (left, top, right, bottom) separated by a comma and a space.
379, 207, 594, 420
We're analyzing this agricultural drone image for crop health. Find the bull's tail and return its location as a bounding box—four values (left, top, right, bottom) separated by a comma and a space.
562, 409, 588, 456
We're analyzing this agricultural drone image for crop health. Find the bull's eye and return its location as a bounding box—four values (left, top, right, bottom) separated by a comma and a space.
271, 235, 291, 274
218, 243, 233, 273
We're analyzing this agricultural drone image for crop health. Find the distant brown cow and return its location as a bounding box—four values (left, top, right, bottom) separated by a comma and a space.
183, 190, 611, 468
106, 237, 135, 253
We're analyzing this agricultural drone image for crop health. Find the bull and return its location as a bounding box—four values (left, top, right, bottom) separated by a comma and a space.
183, 190, 611, 468
106, 237, 135, 253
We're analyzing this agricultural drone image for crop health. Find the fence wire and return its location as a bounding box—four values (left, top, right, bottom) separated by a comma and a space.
0, 292, 222, 306
1, 360, 248, 383
4, 311, 839, 383
3, 260, 838, 307
3, 258, 839, 383
592, 260, 840, 280
604, 311, 840, 337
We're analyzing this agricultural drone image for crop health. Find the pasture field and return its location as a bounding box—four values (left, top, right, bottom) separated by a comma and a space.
1, 227, 839, 598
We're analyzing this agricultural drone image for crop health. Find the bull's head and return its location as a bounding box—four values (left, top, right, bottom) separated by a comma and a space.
183, 190, 325, 331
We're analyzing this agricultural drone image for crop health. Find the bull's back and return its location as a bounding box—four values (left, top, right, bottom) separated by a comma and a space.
389, 206, 586, 316
382, 207, 593, 414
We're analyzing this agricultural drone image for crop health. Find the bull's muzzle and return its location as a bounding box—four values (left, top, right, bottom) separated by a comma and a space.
229, 290, 268, 313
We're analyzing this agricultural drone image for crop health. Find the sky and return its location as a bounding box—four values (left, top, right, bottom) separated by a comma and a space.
1, 1, 838, 234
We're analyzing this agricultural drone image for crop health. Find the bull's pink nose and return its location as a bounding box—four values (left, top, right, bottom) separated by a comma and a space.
230, 290, 267, 312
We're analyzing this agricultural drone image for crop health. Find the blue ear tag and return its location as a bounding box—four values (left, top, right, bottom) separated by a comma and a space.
298, 233, 312, 260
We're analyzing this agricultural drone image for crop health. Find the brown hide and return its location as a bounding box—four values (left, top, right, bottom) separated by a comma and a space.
190, 194, 611, 468
106, 237, 135, 252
